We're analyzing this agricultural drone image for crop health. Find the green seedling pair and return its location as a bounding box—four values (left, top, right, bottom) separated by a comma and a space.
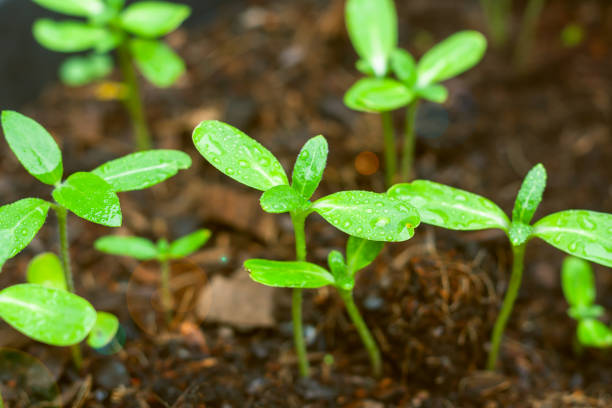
388, 163, 612, 370
192, 120, 421, 377
32, 0, 191, 150
344, 0, 487, 184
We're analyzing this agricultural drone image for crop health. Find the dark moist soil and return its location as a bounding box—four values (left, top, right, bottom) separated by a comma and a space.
1, 0, 612, 406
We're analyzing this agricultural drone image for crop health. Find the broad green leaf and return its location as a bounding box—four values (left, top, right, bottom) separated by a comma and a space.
512, 164, 546, 225
533, 210, 612, 268
0, 199, 51, 270
26, 252, 67, 291
388, 181, 510, 231
260, 185, 306, 213
192, 120, 289, 191
120, 1, 191, 38
131, 39, 185, 88
417, 30, 487, 87
52, 172, 122, 227
32, 0, 104, 17
59, 54, 113, 86
0, 284, 96, 346
245, 259, 335, 288
87, 311, 119, 349
344, 78, 414, 112
312, 191, 420, 242
292, 135, 328, 200
416, 84, 448, 103
33, 19, 113, 53
508, 222, 533, 247
562, 256, 595, 308
345, 0, 397, 77
346, 236, 384, 275
95, 235, 158, 260
91, 149, 191, 192
168, 229, 212, 258
1, 111, 63, 185
328, 250, 352, 290
391, 48, 417, 87
577, 319, 612, 348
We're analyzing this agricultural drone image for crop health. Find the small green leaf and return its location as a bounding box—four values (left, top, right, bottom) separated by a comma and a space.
577, 319, 612, 348
260, 185, 306, 214
33, 19, 113, 53
568, 304, 605, 321
0, 284, 96, 346
512, 164, 547, 225
292, 135, 328, 200
388, 181, 510, 231
328, 250, 352, 290
345, 0, 397, 77
344, 78, 414, 112
1, 111, 63, 185
0, 198, 51, 270
95, 235, 158, 260
312, 191, 420, 242
346, 236, 384, 275
416, 84, 448, 103
533, 210, 612, 268
562, 256, 595, 309
59, 54, 113, 86
508, 222, 533, 246
26, 252, 67, 291
130, 39, 185, 88
417, 30, 487, 87
87, 311, 119, 349
120, 1, 191, 38
168, 229, 211, 259
52, 172, 122, 227
192, 120, 289, 191
91, 149, 191, 192
245, 259, 335, 288
391, 48, 417, 87
355, 59, 375, 76
32, 0, 105, 17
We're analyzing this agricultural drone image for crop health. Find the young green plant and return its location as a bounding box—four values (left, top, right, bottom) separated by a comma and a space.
388, 163, 612, 370
31, 0, 191, 150
192, 120, 420, 377
344, 0, 487, 183
561, 256, 612, 348
94, 228, 211, 321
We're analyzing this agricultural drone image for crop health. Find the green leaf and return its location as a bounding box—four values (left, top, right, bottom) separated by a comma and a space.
346, 236, 384, 275
533, 210, 612, 268
260, 185, 306, 214
344, 78, 414, 112
292, 135, 328, 200
562, 256, 595, 309
33, 19, 113, 53
328, 250, 352, 290
91, 149, 191, 192
1, 111, 63, 185
120, 1, 191, 38
568, 304, 604, 321
577, 319, 612, 348
390, 48, 417, 87
388, 180, 510, 231
508, 222, 533, 246
87, 311, 119, 349
192, 120, 289, 191
59, 54, 113, 86
345, 0, 397, 77
416, 84, 448, 103
417, 30, 487, 87
26, 252, 67, 291
0, 199, 51, 270
312, 191, 420, 242
130, 39, 185, 88
168, 229, 211, 258
355, 59, 375, 76
512, 163, 547, 225
245, 259, 335, 289
95, 235, 158, 260
32, 0, 105, 17
0, 284, 96, 346
52, 172, 122, 227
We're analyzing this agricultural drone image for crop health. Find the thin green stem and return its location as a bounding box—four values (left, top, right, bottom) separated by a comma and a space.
290, 212, 309, 378
339, 289, 382, 377
380, 111, 397, 187
515, 0, 546, 69
160, 259, 173, 324
400, 101, 419, 182
487, 243, 526, 370
117, 41, 151, 150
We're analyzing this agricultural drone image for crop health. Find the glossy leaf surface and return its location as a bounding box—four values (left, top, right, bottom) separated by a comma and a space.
87, 311, 119, 349
95, 235, 158, 260
562, 256, 595, 309
26, 252, 67, 291
508, 222, 532, 247
344, 78, 414, 112
346, 236, 384, 275
391, 48, 417, 87
120, 1, 191, 38
59, 54, 113, 86
131, 39, 185, 88
245, 259, 335, 288
260, 185, 306, 214
193, 120, 288, 191
416, 84, 448, 103
577, 319, 612, 348
33, 19, 112, 53
512, 163, 546, 225
32, 0, 104, 17
292, 135, 328, 200
168, 229, 211, 258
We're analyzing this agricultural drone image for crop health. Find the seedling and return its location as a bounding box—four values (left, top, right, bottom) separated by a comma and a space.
246, 236, 385, 376
94, 228, 211, 321
344, 0, 486, 184
0, 110, 191, 365
561, 256, 612, 348
388, 163, 612, 370
31, 0, 192, 150
192, 120, 420, 377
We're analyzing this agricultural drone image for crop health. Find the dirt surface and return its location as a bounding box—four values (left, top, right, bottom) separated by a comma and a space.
0, 0, 611, 406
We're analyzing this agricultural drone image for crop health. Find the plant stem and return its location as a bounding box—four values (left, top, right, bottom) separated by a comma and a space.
380, 111, 396, 187
339, 289, 382, 377
117, 41, 151, 150
400, 101, 419, 182
290, 212, 309, 378
515, 0, 546, 69
487, 243, 526, 370
160, 259, 173, 324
